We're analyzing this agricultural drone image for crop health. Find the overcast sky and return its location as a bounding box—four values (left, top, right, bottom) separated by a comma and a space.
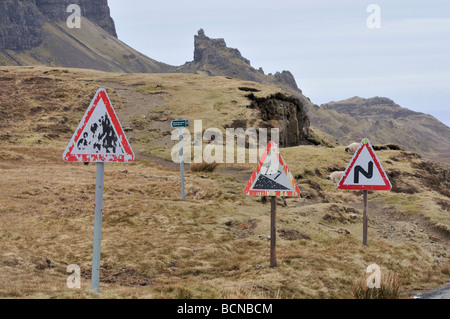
108, 0, 450, 127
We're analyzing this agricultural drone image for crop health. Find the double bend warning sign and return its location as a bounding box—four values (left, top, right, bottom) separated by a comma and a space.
338, 138, 391, 191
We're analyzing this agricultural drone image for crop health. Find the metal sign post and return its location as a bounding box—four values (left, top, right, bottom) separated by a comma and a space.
171, 119, 190, 200
179, 127, 185, 200
91, 162, 105, 292
244, 142, 300, 268
63, 88, 134, 293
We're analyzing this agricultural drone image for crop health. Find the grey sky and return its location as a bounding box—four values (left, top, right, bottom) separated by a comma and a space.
108, 0, 450, 127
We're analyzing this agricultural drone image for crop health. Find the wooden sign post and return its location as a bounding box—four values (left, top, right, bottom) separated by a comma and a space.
270, 196, 277, 268
363, 190, 369, 246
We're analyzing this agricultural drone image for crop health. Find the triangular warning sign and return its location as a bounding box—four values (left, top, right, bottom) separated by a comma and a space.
244, 141, 300, 197
338, 138, 391, 191
63, 88, 134, 163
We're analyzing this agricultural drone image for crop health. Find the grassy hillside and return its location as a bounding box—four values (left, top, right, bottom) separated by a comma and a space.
319, 97, 450, 158
0, 66, 449, 298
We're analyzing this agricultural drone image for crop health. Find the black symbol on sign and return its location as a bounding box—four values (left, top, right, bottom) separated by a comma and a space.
262, 167, 283, 180
274, 171, 282, 180
77, 132, 89, 151
77, 113, 121, 154
354, 161, 374, 184
253, 174, 289, 190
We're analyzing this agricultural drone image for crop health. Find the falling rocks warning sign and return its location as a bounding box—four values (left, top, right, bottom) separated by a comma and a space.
244, 141, 300, 197
63, 88, 134, 163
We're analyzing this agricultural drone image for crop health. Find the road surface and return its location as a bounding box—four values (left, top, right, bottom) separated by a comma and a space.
419, 283, 450, 299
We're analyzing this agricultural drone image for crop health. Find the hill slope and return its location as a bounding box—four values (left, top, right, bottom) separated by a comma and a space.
319, 97, 450, 158
0, 66, 448, 298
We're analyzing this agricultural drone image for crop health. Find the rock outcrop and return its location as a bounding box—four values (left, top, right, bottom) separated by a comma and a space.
274, 70, 299, 91
178, 29, 301, 92
193, 28, 251, 66
246, 93, 310, 147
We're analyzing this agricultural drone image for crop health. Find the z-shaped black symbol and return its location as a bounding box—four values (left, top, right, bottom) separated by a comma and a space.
354, 161, 374, 184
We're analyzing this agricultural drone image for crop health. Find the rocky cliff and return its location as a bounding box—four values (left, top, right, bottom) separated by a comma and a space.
0, 0, 45, 50
0, 0, 116, 51
35, 0, 117, 38
246, 93, 310, 147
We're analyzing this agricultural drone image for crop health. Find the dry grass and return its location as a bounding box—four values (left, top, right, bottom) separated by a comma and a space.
352, 270, 400, 299
0, 146, 447, 298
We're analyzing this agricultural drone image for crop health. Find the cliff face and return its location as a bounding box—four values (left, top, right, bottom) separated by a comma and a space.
0, 0, 117, 51
0, 0, 45, 50
246, 93, 311, 147
35, 0, 117, 38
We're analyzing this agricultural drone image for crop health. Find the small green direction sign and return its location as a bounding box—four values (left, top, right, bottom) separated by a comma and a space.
171, 119, 190, 128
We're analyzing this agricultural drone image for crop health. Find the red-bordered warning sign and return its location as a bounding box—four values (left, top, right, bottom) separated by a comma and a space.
63, 88, 134, 163
338, 138, 391, 191
244, 141, 300, 197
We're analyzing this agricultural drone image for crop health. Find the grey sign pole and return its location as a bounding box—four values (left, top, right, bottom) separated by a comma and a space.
91, 162, 105, 292
179, 127, 185, 199
171, 119, 189, 200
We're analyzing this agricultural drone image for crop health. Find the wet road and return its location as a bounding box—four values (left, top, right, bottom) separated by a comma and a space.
419, 283, 450, 299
